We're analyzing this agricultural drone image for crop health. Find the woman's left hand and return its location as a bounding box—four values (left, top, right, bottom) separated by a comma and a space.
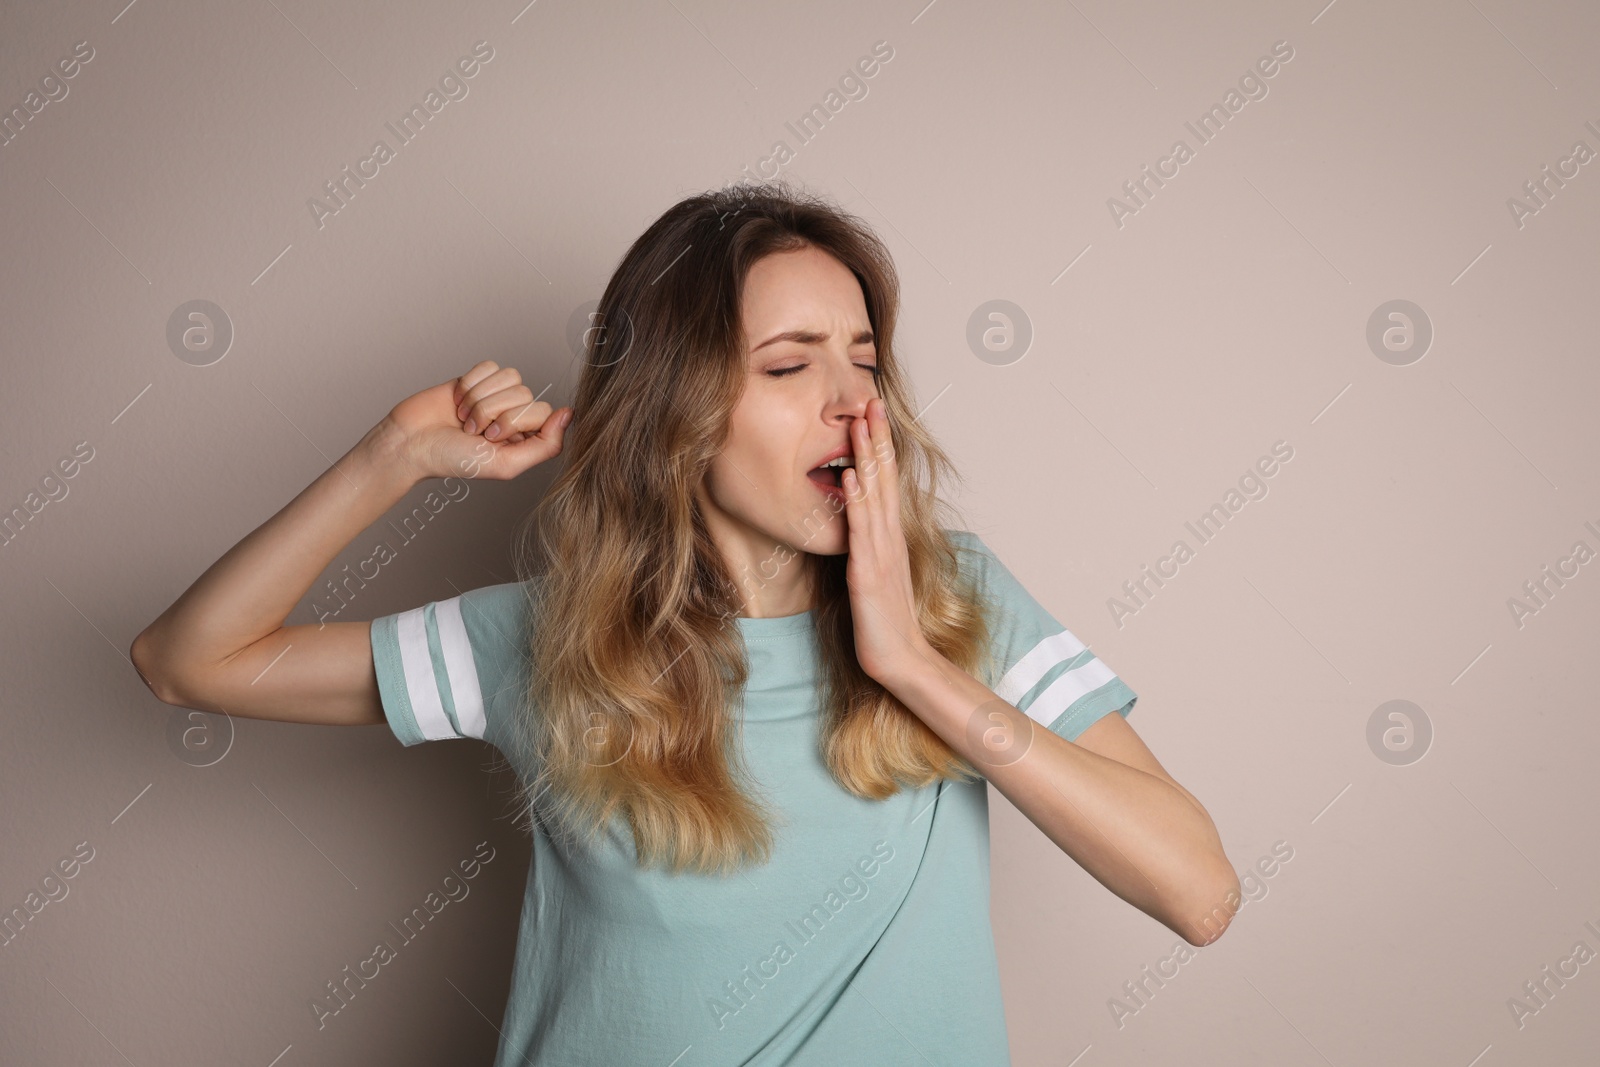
841, 397, 936, 685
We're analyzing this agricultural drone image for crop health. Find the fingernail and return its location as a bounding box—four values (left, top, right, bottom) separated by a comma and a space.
463, 418, 476, 435
485, 421, 500, 440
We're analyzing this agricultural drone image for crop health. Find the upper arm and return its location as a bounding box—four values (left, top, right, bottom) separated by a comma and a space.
138, 580, 531, 741
139, 619, 387, 728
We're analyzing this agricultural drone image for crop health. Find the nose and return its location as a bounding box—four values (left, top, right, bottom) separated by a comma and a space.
822, 359, 878, 424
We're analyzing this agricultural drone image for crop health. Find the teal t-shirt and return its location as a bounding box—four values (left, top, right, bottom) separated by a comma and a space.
368, 529, 1137, 1066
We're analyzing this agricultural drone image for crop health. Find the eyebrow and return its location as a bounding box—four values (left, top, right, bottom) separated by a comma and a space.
751, 328, 876, 352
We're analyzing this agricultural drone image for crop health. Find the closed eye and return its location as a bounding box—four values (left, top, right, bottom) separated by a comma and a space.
768, 364, 881, 378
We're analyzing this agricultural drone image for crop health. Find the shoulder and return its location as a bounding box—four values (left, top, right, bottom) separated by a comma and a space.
941, 527, 983, 553
940, 527, 992, 573
369, 577, 540, 749
455, 578, 540, 636
442, 578, 542, 686
384, 578, 537, 658
939, 527, 1005, 597
937, 527, 1140, 742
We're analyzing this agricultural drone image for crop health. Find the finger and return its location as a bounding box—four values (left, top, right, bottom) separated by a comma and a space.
457, 366, 523, 423
872, 398, 896, 469
468, 387, 546, 439
844, 415, 876, 545
491, 406, 573, 475
863, 398, 895, 472
851, 409, 871, 482
452, 361, 503, 406
851, 409, 881, 522
842, 463, 864, 530
866, 399, 899, 509
483, 396, 549, 441
458, 367, 522, 423
869, 397, 900, 525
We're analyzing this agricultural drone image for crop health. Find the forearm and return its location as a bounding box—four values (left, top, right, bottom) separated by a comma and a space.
133, 418, 417, 686
881, 651, 1237, 945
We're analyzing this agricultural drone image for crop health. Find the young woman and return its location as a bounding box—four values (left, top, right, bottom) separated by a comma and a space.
131, 181, 1237, 1066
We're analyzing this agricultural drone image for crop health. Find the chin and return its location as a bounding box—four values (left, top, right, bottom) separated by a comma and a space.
806, 535, 849, 557
785, 506, 850, 555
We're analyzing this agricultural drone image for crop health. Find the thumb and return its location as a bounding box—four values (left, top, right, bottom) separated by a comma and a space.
498, 406, 573, 473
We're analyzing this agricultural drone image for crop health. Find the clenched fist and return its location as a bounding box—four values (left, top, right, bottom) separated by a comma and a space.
379, 361, 574, 482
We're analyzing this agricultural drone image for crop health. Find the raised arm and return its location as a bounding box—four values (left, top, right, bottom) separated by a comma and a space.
129, 361, 572, 726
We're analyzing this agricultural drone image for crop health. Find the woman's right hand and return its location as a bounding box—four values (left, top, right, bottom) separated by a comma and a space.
379, 361, 574, 483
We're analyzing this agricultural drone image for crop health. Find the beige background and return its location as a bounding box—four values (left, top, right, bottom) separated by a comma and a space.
3, 0, 1598, 1063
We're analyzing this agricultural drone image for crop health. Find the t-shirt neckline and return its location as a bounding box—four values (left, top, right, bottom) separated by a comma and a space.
735, 609, 815, 638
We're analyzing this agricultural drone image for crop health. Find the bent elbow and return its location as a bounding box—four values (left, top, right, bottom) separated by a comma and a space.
1175, 866, 1243, 947
130, 629, 190, 707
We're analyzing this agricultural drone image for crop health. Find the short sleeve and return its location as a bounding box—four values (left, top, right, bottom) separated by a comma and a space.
950, 530, 1137, 743
368, 581, 532, 750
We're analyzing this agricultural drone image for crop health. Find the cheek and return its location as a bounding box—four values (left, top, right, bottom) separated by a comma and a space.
700, 460, 738, 509
701, 445, 798, 529
709, 397, 810, 513
712, 445, 789, 506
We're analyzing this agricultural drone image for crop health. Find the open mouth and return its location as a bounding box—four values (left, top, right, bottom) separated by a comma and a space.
806, 458, 854, 491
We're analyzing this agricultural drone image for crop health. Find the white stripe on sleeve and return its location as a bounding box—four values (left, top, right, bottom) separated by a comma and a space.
1024, 656, 1117, 727
435, 596, 487, 740
395, 606, 459, 741
994, 629, 1088, 707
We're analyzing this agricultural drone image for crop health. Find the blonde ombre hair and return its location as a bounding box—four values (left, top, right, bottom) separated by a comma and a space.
508, 179, 995, 875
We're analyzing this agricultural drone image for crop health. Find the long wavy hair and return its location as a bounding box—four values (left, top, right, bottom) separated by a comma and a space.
507, 178, 996, 875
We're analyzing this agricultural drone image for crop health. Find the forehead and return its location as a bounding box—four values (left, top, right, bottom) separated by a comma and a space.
740, 247, 869, 340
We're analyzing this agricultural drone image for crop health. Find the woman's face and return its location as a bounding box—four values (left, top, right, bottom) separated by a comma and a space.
696, 244, 883, 588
